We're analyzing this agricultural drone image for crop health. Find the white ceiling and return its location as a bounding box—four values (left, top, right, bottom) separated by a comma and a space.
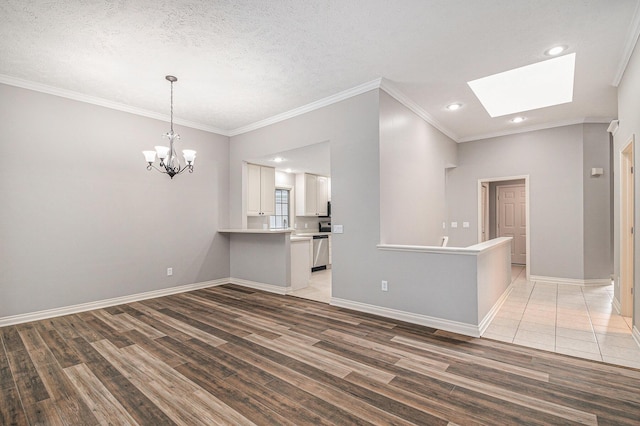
1, 0, 639, 142
247, 141, 331, 176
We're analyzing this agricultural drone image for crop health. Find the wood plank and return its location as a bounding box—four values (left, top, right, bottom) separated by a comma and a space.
32, 321, 82, 368
64, 363, 140, 426
121, 329, 186, 368
66, 337, 177, 426
4, 348, 50, 406
2, 284, 639, 425
0, 334, 16, 391
0, 385, 27, 425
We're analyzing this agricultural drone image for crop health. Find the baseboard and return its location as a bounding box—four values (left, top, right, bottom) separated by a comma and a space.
612, 297, 622, 315
530, 275, 611, 287
330, 297, 481, 337
478, 285, 513, 336
229, 277, 292, 295
0, 278, 229, 327
632, 326, 640, 350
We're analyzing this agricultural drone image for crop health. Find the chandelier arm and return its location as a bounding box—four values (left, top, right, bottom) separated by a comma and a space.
148, 164, 169, 174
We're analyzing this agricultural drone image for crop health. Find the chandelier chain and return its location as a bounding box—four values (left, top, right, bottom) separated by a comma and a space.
170, 79, 174, 133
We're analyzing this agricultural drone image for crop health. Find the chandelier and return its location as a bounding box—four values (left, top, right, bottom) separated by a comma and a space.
142, 75, 196, 179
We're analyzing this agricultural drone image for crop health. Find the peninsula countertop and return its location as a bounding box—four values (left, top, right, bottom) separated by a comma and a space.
218, 228, 293, 234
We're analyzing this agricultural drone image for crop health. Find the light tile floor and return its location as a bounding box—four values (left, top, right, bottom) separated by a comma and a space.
484, 265, 640, 368
289, 269, 331, 303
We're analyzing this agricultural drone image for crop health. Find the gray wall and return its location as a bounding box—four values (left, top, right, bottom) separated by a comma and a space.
0, 84, 230, 318
379, 91, 457, 245
229, 233, 290, 287
230, 89, 482, 324
615, 37, 640, 330
583, 124, 612, 279
447, 124, 611, 280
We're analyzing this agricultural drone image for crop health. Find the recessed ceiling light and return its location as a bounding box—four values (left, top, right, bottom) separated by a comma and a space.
467, 53, 575, 117
545, 45, 567, 56
446, 103, 462, 111
511, 117, 525, 123
273, 157, 284, 163
285, 168, 292, 173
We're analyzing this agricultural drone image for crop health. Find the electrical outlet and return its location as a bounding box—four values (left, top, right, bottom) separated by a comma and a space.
305, 223, 308, 228
167, 267, 173, 276
381, 280, 388, 292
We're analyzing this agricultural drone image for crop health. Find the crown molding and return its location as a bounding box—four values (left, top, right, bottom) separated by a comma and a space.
457, 117, 614, 143
227, 78, 383, 136
0, 74, 230, 136
613, 0, 640, 86
378, 78, 460, 142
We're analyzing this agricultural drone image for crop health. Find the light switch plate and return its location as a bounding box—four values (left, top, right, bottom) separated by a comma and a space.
333, 225, 344, 233
451, 222, 458, 228
463, 222, 470, 228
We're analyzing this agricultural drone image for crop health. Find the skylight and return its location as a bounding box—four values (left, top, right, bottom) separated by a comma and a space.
467, 53, 575, 117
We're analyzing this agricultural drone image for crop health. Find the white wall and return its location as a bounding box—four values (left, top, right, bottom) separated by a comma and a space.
446, 124, 611, 280
0, 84, 230, 318
379, 91, 457, 245
615, 37, 640, 330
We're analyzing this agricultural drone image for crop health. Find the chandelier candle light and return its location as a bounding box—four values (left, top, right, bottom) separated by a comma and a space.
143, 75, 196, 179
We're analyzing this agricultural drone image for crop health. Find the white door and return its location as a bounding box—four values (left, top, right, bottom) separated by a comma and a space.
498, 184, 526, 264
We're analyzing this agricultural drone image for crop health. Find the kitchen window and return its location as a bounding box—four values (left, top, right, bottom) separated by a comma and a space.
270, 189, 290, 229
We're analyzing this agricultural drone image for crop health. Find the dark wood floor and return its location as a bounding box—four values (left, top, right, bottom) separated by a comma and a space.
2, 284, 640, 425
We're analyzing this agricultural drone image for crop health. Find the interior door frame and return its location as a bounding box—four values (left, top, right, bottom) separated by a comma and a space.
481, 182, 490, 242
620, 136, 635, 317
478, 175, 530, 280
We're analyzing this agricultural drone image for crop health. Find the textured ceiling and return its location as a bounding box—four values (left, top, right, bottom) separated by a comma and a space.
1, 0, 639, 141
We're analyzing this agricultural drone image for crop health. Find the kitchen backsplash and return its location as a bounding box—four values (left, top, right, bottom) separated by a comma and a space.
294, 216, 323, 232
247, 215, 323, 231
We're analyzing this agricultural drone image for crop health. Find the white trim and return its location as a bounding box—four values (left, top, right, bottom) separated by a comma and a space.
229, 277, 292, 295
530, 275, 611, 286
619, 136, 635, 317
613, 0, 640, 86
227, 79, 383, 136
613, 296, 622, 315
0, 74, 228, 136
0, 278, 229, 327
377, 237, 511, 256
458, 117, 614, 143
379, 78, 460, 142
330, 297, 481, 337
479, 286, 513, 336
632, 326, 640, 349
607, 120, 620, 135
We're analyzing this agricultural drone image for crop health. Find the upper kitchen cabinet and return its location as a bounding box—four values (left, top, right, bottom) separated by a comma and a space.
296, 173, 329, 216
247, 163, 275, 216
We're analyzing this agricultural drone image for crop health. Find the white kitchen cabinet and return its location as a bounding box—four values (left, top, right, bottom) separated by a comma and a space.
296, 173, 329, 216
246, 163, 275, 216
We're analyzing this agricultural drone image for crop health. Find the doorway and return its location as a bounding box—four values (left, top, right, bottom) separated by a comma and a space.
478, 176, 530, 273
620, 138, 634, 317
